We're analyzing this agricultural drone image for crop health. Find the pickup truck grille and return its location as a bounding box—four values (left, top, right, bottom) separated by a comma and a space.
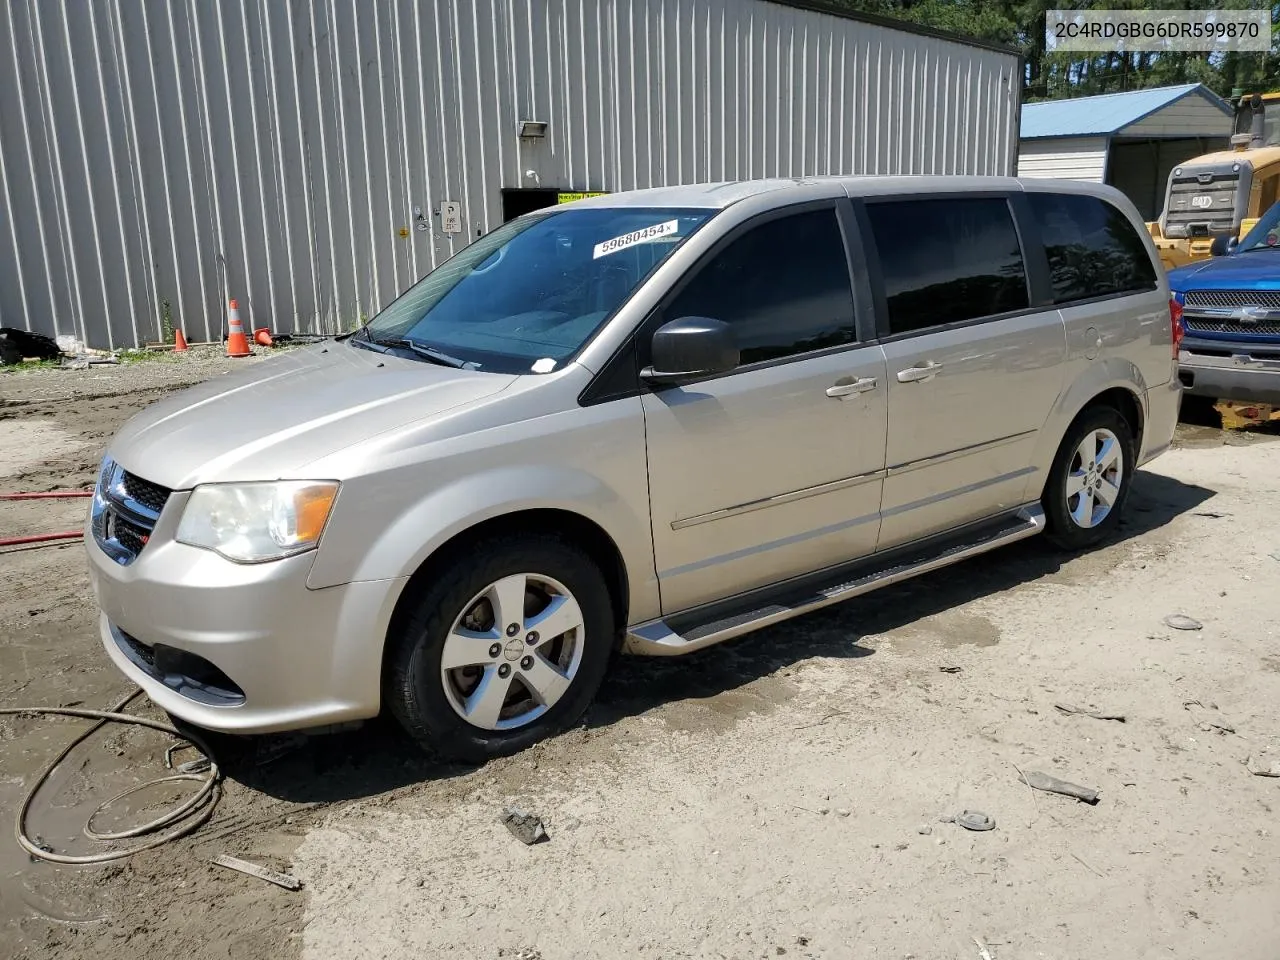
1185, 289, 1280, 309
1164, 174, 1238, 238
91, 460, 172, 566
1185, 318, 1280, 336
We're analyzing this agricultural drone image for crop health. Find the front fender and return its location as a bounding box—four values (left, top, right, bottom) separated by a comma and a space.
305, 397, 661, 623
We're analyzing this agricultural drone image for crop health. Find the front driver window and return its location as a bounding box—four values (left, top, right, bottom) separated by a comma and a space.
663, 208, 857, 366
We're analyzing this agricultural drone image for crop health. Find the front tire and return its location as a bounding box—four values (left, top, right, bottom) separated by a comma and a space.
385, 535, 615, 762
1043, 406, 1135, 550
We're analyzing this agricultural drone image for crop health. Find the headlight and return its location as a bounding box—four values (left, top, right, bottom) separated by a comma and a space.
176, 481, 339, 563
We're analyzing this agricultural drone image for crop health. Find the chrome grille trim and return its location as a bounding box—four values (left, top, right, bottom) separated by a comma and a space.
1184, 318, 1280, 336
1184, 289, 1280, 309
91, 460, 172, 565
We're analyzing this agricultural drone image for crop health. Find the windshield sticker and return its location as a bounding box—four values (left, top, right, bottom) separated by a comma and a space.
1267, 232, 1278, 247
531, 357, 556, 373
593, 219, 679, 259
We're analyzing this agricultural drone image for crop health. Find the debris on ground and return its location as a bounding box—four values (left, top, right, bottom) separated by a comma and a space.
1055, 702, 1126, 722
1246, 754, 1280, 778
835, 808, 851, 818
501, 808, 549, 845
0, 328, 61, 365
973, 935, 994, 960
917, 824, 932, 835
1183, 700, 1236, 734
955, 810, 996, 831
254, 733, 307, 766
939, 665, 963, 674
1018, 769, 1100, 804
212, 854, 302, 891
1163, 614, 1203, 631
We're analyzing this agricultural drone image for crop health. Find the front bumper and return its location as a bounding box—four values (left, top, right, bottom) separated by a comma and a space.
1179, 343, 1280, 405
87, 500, 406, 734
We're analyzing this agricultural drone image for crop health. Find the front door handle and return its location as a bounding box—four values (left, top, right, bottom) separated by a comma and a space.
896, 361, 943, 383
826, 376, 878, 398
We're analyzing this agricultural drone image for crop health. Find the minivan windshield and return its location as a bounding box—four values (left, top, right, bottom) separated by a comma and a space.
1236, 200, 1280, 252
357, 206, 712, 373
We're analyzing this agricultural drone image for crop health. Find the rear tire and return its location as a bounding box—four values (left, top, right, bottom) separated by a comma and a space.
1043, 406, 1135, 551
384, 535, 615, 762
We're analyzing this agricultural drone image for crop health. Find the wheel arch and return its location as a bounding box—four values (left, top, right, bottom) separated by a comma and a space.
384, 507, 632, 661
1025, 362, 1149, 501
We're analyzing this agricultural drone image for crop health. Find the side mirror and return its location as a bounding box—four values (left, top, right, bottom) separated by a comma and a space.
640, 316, 739, 386
1210, 234, 1238, 257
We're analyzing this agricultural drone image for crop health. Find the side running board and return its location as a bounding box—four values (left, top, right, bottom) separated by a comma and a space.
625, 504, 1046, 656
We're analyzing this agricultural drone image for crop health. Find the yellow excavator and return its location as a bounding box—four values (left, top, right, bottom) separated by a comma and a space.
1148, 91, 1280, 270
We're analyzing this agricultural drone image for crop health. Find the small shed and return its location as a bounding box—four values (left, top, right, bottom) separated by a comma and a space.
1018, 84, 1233, 220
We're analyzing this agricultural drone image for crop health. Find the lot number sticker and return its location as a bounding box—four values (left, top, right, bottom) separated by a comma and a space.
593, 220, 678, 259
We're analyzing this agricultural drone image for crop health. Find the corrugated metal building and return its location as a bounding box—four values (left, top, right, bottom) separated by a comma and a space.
1018, 84, 1232, 221
0, 0, 1021, 350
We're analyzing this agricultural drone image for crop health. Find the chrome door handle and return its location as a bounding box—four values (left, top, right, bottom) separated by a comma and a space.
826, 376, 878, 398
896, 361, 942, 383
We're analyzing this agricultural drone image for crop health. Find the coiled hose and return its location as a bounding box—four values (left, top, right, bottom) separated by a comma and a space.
0, 689, 222, 864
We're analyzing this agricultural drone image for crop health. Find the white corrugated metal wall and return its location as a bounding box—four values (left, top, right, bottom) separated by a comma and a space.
1016, 136, 1109, 183
0, 0, 1020, 350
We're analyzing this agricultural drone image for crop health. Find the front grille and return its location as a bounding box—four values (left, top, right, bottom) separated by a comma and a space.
91, 460, 171, 565
1183, 290, 1280, 336
1185, 289, 1280, 309
112, 515, 151, 556
1184, 318, 1280, 336
1165, 175, 1238, 238
110, 625, 246, 706
120, 471, 170, 514
116, 629, 156, 669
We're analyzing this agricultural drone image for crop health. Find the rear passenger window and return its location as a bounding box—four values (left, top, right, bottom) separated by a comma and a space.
1027, 192, 1158, 303
664, 208, 856, 365
865, 197, 1029, 335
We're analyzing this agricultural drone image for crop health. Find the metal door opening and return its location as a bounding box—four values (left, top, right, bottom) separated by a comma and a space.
502, 189, 560, 222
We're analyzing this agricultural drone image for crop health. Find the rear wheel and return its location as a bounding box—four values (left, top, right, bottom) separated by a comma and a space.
1043, 407, 1135, 550
385, 535, 615, 762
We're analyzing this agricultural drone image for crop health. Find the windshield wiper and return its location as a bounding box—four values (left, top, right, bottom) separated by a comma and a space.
371, 336, 470, 369
1236, 244, 1280, 255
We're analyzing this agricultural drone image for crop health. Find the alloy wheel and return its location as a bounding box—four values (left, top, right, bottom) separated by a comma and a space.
1064, 427, 1124, 529
439, 573, 585, 731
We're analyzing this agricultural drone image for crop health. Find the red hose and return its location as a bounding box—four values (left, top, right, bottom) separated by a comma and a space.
0, 491, 93, 500
0, 531, 83, 547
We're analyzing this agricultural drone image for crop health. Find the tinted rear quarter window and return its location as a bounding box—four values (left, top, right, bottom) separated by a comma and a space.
865, 197, 1029, 335
1027, 192, 1157, 303
664, 208, 856, 365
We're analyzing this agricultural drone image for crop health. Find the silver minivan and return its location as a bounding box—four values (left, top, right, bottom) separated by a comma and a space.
87, 177, 1181, 760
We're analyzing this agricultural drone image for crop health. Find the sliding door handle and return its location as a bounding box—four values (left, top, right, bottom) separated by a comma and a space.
826, 376, 878, 398
896, 361, 942, 383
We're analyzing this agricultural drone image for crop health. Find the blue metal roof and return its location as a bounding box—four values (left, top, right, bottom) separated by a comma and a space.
1020, 84, 1230, 139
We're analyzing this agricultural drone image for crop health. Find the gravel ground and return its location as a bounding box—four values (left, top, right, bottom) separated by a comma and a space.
0, 344, 281, 406
1, 358, 1279, 960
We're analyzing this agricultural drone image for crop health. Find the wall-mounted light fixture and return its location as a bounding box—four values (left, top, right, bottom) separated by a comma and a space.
518, 120, 548, 139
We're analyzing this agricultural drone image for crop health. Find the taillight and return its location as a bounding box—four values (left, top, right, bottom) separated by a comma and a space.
1169, 295, 1185, 357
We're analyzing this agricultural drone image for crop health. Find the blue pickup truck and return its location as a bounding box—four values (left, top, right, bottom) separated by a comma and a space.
1169, 203, 1280, 405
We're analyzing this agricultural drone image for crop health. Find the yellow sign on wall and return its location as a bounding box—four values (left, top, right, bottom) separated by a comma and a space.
557, 192, 607, 204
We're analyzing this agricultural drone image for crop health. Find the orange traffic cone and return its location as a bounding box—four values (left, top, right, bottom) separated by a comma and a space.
225, 299, 251, 357
253, 326, 273, 348
173, 328, 188, 352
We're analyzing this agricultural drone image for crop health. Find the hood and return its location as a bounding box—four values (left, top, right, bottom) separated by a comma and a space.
1168, 250, 1280, 291
109, 342, 516, 489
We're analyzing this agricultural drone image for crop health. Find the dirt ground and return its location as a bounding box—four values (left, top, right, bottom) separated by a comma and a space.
2, 358, 1279, 960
